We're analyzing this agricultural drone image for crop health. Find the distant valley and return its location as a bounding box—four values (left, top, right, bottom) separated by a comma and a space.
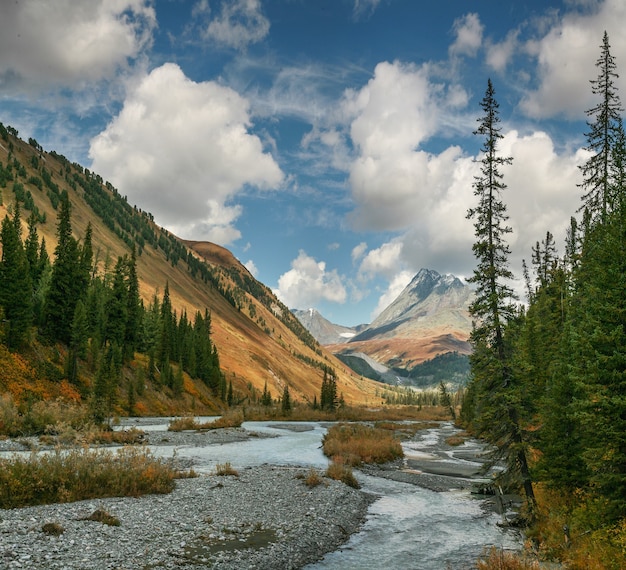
293, 269, 473, 388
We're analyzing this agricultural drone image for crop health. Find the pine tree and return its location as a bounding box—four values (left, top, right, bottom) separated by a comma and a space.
0, 206, 33, 349
464, 79, 536, 510
580, 31, 623, 222
281, 384, 291, 414
44, 196, 83, 343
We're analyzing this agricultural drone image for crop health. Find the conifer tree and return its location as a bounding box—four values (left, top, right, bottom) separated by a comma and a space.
580, 31, 623, 222
0, 208, 33, 349
44, 196, 82, 343
281, 384, 291, 414
464, 79, 536, 510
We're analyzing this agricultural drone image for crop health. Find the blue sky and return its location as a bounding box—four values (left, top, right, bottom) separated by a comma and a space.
0, 0, 624, 325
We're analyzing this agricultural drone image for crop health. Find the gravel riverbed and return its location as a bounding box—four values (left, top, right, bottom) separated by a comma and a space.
0, 429, 373, 570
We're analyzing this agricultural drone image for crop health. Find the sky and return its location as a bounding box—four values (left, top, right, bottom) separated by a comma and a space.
0, 0, 624, 326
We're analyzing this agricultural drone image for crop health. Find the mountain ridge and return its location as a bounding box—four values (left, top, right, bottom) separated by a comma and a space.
0, 125, 383, 411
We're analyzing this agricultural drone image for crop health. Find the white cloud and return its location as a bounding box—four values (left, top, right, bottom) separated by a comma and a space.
196, 0, 270, 50
0, 0, 155, 93
274, 251, 347, 309
449, 13, 484, 58
520, 0, 626, 118
486, 30, 519, 73
353, 0, 382, 19
357, 240, 405, 280
89, 63, 283, 244
244, 259, 258, 277
351, 242, 367, 264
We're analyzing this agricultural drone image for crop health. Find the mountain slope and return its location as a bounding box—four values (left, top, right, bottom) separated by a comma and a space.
0, 126, 382, 408
291, 308, 365, 345
329, 269, 473, 374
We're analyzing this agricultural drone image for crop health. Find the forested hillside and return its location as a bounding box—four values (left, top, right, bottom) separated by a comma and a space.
0, 123, 382, 418
461, 33, 626, 567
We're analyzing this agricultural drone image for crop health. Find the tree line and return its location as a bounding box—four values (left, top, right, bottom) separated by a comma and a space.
461, 29, 626, 541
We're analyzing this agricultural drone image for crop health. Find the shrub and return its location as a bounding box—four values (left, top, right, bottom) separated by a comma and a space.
41, 522, 64, 536
303, 468, 324, 488
326, 460, 360, 489
322, 423, 404, 466
168, 410, 243, 432
79, 509, 120, 527
0, 447, 177, 509
215, 462, 238, 477
475, 547, 540, 569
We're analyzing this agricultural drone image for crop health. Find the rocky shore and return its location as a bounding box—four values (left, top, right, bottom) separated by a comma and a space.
0, 423, 374, 570
0, 463, 372, 569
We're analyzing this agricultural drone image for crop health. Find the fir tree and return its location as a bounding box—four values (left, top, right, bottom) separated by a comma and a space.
580, 31, 623, 222
464, 79, 536, 511
281, 384, 291, 414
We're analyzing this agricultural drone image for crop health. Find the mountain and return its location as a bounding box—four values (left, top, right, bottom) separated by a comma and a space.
325, 269, 473, 385
291, 308, 367, 345
0, 125, 382, 411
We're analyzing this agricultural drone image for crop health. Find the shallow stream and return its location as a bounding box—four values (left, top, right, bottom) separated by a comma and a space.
121, 418, 521, 569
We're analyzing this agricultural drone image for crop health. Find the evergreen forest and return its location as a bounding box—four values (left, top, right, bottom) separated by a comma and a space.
461, 32, 626, 565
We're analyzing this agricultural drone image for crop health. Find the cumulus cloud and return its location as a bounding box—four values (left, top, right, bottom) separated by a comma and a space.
194, 0, 270, 50
244, 259, 258, 277
89, 63, 283, 244
274, 251, 347, 309
351, 242, 367, 264
357, 240, 405, 281
449, 13, 484, 58
520, 0, 626, 118
0, 0, 155, 93
486, 30, 519, 73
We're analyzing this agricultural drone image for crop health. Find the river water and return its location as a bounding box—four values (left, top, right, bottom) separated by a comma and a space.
122, 418, 521, 569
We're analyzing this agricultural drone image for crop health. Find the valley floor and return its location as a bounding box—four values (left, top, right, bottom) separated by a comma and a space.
0, 463, 371, 569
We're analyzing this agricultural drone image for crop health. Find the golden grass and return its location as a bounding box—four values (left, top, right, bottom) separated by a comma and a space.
325, 459, 360, 489
168, 410, 244, 432
79, 509, 121, 527
303, 468, 325, 488
523, 485, 626, 570
0, 447, 177, 509
475, 547, 541, 569
215, 462, 239, 477
322, 423, 404, 467
242, 404, 449, 423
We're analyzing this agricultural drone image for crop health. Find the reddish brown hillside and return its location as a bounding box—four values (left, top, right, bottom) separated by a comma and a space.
0, 127, 384, 409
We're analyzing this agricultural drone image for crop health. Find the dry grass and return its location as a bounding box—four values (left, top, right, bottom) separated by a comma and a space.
242, 404, 450, 423
302, 468, 325, 488
215, 462, 239, 477
0, 396, 90, 437
168, 410, 243, 432
445, 432, 469, 446
475, 548, 541, 569
325, 460, 360, 489
0, 447, 177, 509
322, 423, 404, 467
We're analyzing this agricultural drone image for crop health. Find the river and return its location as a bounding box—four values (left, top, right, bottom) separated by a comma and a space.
121, 418, 521, 569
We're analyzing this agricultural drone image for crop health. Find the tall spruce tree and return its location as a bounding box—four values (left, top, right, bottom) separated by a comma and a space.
0, 207, 33, 349
580, 31, 623, 222
464, 79, 536, 510
44, 196, 83, 343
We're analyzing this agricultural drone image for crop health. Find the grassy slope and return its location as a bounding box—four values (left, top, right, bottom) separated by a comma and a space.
0, 131, 384, 413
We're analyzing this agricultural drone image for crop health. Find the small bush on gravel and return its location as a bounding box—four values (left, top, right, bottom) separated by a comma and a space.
41, 522, 64, 536
326, 460, 360, 489
215, 462, 239, 477
303, 468, 324, 488
79, 509, 121, 527
0, 447, 177, 508
475, 547, 540, 569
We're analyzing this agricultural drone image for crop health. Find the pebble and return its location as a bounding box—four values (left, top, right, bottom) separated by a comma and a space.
0, 464, 373, 569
